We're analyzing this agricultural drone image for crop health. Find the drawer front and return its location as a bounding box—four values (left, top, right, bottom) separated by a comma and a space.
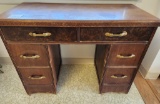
7, 44, 49, 67
19, 68, 53, 85
1, 27, 77, 42
103, 68, 135, 84
80, 27, 154, 41
25, 84, 55, 94
101, 84, 130, 93
80, 27, 102, 41
107, 44, 146, 66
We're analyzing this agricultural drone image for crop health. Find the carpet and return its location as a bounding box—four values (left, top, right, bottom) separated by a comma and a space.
0, 64, 144, 104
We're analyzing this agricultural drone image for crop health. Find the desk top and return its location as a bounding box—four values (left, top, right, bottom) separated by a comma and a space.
0, 3, 160, 27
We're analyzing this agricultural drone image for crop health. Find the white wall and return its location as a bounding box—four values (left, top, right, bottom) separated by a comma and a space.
0, 0, 160, 76
0, 5, 17, 57
149, 49, 160, 73
140, 2, 160, 79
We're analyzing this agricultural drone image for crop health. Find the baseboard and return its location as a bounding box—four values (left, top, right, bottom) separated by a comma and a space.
0, 57, 12, 65
139, 65, 159, 79
62, 58, 94, 64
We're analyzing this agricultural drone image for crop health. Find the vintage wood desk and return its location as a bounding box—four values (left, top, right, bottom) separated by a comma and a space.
0, 3, 160, 95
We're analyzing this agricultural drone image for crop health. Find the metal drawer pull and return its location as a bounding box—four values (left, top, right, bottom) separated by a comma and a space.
29, 32, 51, 37
105, 31, 127, 37
20, 55, 40, 59
111, 75, 127, 79
117, 54, 135, 58
28, 75, 46, 80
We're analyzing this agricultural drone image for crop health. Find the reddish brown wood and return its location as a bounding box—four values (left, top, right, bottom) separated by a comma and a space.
100, 84, 130, 93
107, 44, 146, 66
0, 3, 160, 95
7, 44, 50, 67
6, 43, 61, 94
25, 84, 56, 95
18, 67, 53, 85
95, 43, 147, 93
103, 68, 135, 84
47, 45, 62, 87
0, 3, 160, 27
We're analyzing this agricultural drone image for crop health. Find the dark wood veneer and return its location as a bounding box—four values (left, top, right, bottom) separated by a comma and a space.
0, 3, 160, 94
95, 45, 110, 84
81, 27, 154, 42
1, 27, 78, 42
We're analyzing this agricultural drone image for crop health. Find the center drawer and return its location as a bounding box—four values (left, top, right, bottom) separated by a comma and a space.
80, 27, 154, 42
1, 27, 78, 42
18, 68, 53, 85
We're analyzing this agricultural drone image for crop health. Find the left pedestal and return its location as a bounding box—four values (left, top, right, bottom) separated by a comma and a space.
6, 44, 61, 95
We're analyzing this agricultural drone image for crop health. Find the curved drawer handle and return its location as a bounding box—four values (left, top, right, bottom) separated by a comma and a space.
20, 55, 40, 59
111, 75, 127, 79
117, 54, 135, 59
28, 75, 46, 80
105, 31, 127, 37
29, 32, 51, 37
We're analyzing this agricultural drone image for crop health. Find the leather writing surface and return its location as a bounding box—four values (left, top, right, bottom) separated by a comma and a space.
0, 3, 160, 27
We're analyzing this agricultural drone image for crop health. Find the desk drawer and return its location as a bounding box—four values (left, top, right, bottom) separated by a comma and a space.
7, 44, 49, 67
19, 68, 53, 85
103, 68, 135, 84
101, 84, 130, 93
80, 27, 154, 41
1, 27, 77, 42
107, 44, 146, 66
25, 84, 55, 94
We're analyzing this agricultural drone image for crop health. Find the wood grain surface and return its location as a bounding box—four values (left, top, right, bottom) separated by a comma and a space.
134, 72, 159, 104
0, 3, 160, 27
0, 3, 160, 94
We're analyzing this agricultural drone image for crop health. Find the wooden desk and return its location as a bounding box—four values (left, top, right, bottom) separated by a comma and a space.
0, 3, 160, 95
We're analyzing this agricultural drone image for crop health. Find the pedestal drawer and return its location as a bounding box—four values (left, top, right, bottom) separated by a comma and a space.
18, 68, 53, 85
103, 68, 135, 84
100, 84, 130, 93
25, 84, 56, 94
1, 27, 77, 42
107, 44, 146, 66
7, 44, 49, 67
80, 27, 154, 41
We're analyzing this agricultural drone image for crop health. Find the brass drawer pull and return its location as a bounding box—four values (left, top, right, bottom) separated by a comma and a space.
28, 75, 46, 80
117, 54, 135, 59
111, 75, 127, 79
104, 59, 107, 67
20, 55, 40, 59
105, 31, 127, 37
29, 32, 51, 37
